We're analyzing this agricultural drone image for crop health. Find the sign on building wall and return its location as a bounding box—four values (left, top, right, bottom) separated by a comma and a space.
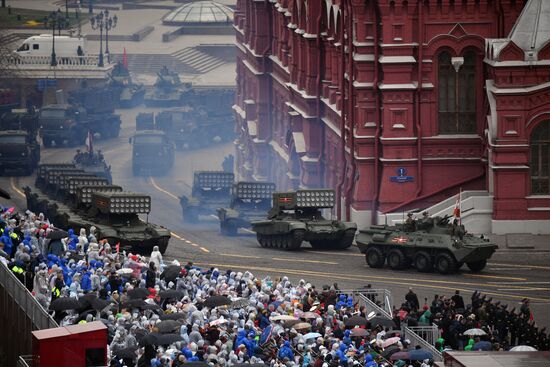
390, 168, 414, 183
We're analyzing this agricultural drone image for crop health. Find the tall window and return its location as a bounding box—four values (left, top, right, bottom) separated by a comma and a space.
531, 122, 550, 194
438, 51, 477, 134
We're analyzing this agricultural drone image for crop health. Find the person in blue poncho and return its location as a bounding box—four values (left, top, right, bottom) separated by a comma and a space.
278, 341, 294, 361
336, 294, 347, 310
80, 268, 92, 292
335, 343, 349, 367
364, 354, 378, 367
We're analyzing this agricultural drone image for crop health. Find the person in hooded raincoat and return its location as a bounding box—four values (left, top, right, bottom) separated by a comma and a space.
278, 341, 294, 361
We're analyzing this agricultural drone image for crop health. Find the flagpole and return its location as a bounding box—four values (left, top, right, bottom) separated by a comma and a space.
459, 187, 462, 225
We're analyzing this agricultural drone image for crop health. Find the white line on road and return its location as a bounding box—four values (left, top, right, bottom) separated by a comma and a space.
490, 282, 550, 285
10, 177, 25, 198
272, 257, 339, 265
200, 247, 210, 253
497, 288, 550, 292
149, 177, 179, 200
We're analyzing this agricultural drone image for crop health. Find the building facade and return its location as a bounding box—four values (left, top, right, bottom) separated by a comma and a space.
233, 0, 550, 233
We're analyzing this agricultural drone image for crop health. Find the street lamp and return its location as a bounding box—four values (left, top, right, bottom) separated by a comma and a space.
103, 10, 117, 63
90, 11, 104, 67
48, 9, 65, 66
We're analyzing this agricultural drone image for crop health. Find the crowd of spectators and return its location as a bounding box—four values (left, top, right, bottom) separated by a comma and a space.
1, 205, 548, 367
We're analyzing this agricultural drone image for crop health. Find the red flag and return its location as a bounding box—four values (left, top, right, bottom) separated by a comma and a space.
453, 189, 461, 224
122, 47, 128, 70
116, 242, 120, 253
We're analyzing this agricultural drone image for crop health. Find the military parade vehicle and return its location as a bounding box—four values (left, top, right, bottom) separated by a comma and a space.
0, 110, 40, 175
217, 181, 276, 236
251, 189, 357, 250
68, 86, 121, 139
73, 149, 112, 183
355, 214, 498, 274
130, 130, 174, 176
26, 163, 171, 254
108, 62, 145, 108
136, 107, 235, 150
180, 171, 234, 223
144, 66, 192, 107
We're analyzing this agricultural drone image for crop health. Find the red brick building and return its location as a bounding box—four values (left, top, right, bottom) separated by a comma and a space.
233, 0, 550, 233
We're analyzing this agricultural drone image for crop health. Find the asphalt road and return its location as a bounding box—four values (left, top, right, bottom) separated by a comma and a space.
2, 105, 550, 328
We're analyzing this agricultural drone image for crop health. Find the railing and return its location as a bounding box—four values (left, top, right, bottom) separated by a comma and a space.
0, 261, 58, 330
17, 355, 33, 367
402, 325, 443, 361
338, 289, 394, 319
1, 54, 114, 70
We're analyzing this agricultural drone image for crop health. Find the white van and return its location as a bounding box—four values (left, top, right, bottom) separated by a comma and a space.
15, 34, 86, 58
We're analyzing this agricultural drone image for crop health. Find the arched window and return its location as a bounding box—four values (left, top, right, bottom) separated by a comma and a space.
438, 50, 477, 134
531, 122, 550, 194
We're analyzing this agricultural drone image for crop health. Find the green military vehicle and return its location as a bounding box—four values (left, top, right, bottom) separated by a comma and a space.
180, 171, 234, 223
355, 214, 498, 274
73, 149, 112, 183
0, 110, 41, 175
251, 189, 357, 250
144, 66, 192, 107
130, 130, 174, 176
108, 62, 145, 108
217, 181, 276, 236
26, 164, 171, 254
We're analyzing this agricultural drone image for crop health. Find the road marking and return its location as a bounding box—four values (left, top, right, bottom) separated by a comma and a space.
10, 177, 25, 198
149, 177, 179, 200
489, 268, 531, 271
191, 261, 550, 303
210, 214, 219, 220
497, 288, 550, 292
305, 250, 364, 257
242, 228, 255, 234
200, 247, 210, 253
489, 262, 550, 271
170, 232, 185, 240
185, 240, 192, 244
489, 282, 550, 285
219, 253, 261, 259
272, 257, 339, 265
463, 274, 527, 281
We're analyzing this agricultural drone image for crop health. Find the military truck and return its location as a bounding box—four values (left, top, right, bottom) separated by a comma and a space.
180, 171, 234, 223
355, 214, 498, 274
217, 181, 275, 236
0, 110, 40, 175
26, 164, 171, 254
136, 112, 155, 130
130, 130, 174, 176
251, 189, 357, 250
108, 62, 145, 108
144, 66, 192, 107
73, 150, 112, 183
68, 86, 121, 139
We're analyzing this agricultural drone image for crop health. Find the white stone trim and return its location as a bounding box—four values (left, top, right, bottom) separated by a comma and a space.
287, 82, 317, 100
268, 55, 290, 74
285, 101, 316, 119
492, 220, 550, 235
490, 165, 530, 169
353, 53, 375, 62
379, 157, 418, 162
242, 60, 263, 76
321, 116, 341, 137
379, 56, 417, 63
379, 136, 418, 141
488, 80, 550, 95
378, 83, 418, 90
269, 140, 290, 162
422, 134, 481, 140
353, 81, 374, 88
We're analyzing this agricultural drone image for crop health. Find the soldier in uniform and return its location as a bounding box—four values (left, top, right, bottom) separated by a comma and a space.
404, 212, 415, 231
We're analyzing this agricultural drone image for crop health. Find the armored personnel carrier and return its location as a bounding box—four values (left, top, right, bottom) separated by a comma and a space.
0, 110, 40, 175
180, 171, 234, 223
73, 149, 112, 183
355, 214, 498, 274
108, 62, 145, 108
217, 181, 275, 236
251, 189, 357, 250
130, 130, 174, 176
26, 164, 171, 254
144, 66, 192, 107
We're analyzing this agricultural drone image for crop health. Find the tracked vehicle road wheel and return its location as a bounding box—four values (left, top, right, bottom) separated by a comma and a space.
387, 249, 407, 269
335, 229, 355, 250
366, 247, 385, 268
467, 259, 487, 272
414, 251, 433, 272
257, 233, 268, 247
287, 230, 305, 250
435, 252, 458, 274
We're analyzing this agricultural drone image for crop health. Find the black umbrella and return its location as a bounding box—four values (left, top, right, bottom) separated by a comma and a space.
49, 297, 82, 311
204, 295, 232, 308
114, 347, 138, 359
91, 298, 113, 311
160, 265, 183, 283
142, 303, 161, 311
381, 345, 402, 360
160, 312, 187, 321
152, 332, 183, 346
344, 315, 368, 327
155, 320, 182, 333
127, 288, 151, 300
370, 316, 396, 328
78, 293, 98, 308
122, 299, 147, 309
139, 333, 157, 347
47, 229, 69, 240
0, 188, 11, 199
233, 364, 268, 367
159, 289, 184, 300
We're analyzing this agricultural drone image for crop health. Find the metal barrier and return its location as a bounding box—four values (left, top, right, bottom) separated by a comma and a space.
339, 289, 394, 319
0, 261, 58, 330
17, 355, 33, 367
402, 325, 443, 361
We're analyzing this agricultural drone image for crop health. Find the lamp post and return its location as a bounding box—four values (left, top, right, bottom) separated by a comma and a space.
48, 9, 64, 66
65, 0, 69, 18
90, 11, 104, 67
103, 10, 117, 63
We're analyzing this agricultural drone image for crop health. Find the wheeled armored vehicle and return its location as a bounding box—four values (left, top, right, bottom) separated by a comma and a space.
217, 181, 275, 236
355, 214, 498, 274
180, 171, 234, 223
251, 189, 357, 250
